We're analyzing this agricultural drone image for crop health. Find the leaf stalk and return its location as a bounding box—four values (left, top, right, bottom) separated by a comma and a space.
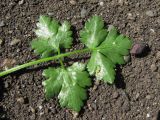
0, 48, 91, 77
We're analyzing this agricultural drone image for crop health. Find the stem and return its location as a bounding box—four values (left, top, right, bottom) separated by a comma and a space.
57, 48, 64, 68
0, 48, 91, 77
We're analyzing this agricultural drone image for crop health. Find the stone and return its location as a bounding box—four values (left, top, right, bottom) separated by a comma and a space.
69, 0, 77, 5
112, 91, 119, 99
156, 51, 160, 59
130, 43, 149, 56
108, 25, 114, 31
135, 93, 140, 100
99, 1, 104, 6
18, 0, 24, 5
124, 55, 131, 63
127, 13, 136, 20
150, 64, 157, 72
10, 38, 20, 46
146, 10, 154, 17
81, 8, 87, 18
0, 21, 5, 27
4, 81, 9, 88
0, 38, 3, 45
17, 97, 25, 104
72, 111, 79, 119
29, 106, 35, 113
146, 95, 151, 99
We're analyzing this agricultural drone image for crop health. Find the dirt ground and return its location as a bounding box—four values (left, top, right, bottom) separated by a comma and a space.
0, 0, 160, 120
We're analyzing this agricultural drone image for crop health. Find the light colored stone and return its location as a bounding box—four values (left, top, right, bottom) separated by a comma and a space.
146, 95, 151, 99
150, 64, 157, 72
69, 0, 76, 5
18, 0, 24, 5
124, 55, 131, 63
81, 8, 87, 18
0, 21, 5, 27
10, 38, 20, 46
146, 10, 154, 17
0, 38, 3, 45
99, 1, 104, 6
17, 97, 25, 103
156, 51, 160, 59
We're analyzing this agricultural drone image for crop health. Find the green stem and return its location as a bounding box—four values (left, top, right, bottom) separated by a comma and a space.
57, 48, 64, 68
0, 48, 91, 77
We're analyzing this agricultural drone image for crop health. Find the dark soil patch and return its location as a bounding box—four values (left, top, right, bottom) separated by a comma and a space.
0, 0, 160, 120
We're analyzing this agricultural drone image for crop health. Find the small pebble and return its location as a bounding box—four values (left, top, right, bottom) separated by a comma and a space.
127, 13, 136, 20
69, 0, 76, 5
99, 1, 104, 6
18, 0, 24, 5
124, 55, 131, 63
146, 113, 150, 118
17, 97, 25, 104
72, 111, 79, 119
10, 38, 20, 46
156, 51, 160, 59
81, 8, 87, 18
0, 38, 3, 45
108, 25, 114, 31
150, 64, 157, 72
38, 105, 43, 110
112, 91, 119, 99
146, 10, 154, 17
146, 95, 151, 99
29, 106, 35, 113
135, 93, 140, 100
4, 81, 9, 88
48, 12, 54, 16
39, 112, 44, 116
0, 21, 5, 27
130, 43, 149, 56
87, 103, 93, 111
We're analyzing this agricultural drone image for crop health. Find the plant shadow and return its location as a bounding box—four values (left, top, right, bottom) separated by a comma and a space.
157, 110, 160, 120
114, 65, 126, 89
0, 106, 10, 120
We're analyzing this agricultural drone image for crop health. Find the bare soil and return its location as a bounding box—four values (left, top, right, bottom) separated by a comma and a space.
0, 0, 160, 120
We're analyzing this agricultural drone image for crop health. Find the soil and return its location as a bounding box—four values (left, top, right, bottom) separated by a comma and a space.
0, 0, 160, 120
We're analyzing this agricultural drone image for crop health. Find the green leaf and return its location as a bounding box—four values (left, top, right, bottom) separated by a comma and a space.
81, 17, 132, 83
80, 15, 107, 49
42, 63, 91, 112
50, 21, 73, 50
99, 27, 133, 64
35, 15, 59, 38
31, 38, 54, 58
31, 16, 73, 57
87, 51, 116, 84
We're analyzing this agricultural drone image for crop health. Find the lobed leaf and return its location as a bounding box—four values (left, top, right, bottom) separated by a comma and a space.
35, 15, 59, 38
80, 16, 132, 83
87, 51, 116, 84
80, 16, 107, 49
99, 27, 133, 64
31, 38, 54, 58
42, 63, 91, 112
31, 16, 73, 58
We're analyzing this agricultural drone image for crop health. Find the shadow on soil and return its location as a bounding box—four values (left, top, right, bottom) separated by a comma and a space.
114, 65, 126, 89
157, 110, 160, 120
